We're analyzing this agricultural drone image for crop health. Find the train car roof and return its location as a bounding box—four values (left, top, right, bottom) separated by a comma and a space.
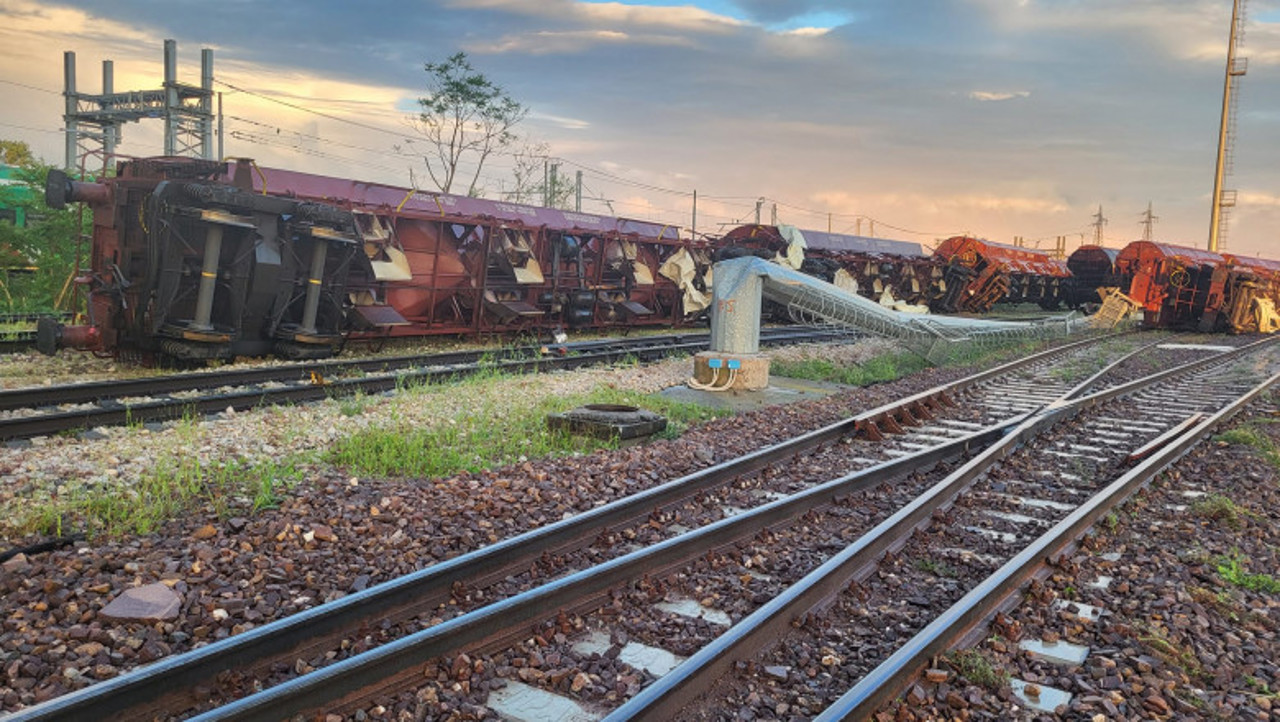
1067, 244, 1120, 263
722, 224, 925, 257
798, 229, 926, 257
935, 235, 1071, 277
1116, 240, 1226, 267
1225, 252, 1280, 274
221, 160, 682, 242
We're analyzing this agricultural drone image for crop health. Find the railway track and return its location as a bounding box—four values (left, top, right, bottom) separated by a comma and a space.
0, 314, 72, 354
2, 331, 1157, 720
0, 326, 850, 441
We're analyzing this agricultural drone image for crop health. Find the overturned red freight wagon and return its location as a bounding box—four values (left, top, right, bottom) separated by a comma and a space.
41, 157, 712, 361
1113, 241, 1229, 330
932, 236, 1071, 313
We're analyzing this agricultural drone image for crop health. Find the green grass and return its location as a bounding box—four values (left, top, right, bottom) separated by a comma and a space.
913, 558, 956, 578
329, 377, 725, 479
1190, 494, 1252, 530
1217, 551, 1280, 594
771, 338, 1045, 388
946, 649, 1008, 690
17, 457, 303, 538
771, 352, 930, 387
1215, 425, 1280, 468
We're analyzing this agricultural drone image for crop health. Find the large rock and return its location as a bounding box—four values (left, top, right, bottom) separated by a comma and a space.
99, 583, 181, 622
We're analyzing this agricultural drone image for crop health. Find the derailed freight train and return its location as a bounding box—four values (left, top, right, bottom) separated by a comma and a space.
37, 156, 1280, 361
40, 157, 713, 360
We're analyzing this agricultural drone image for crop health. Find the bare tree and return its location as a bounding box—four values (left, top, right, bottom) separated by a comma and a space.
506, 139, 548, 205
409, 52, 527, 196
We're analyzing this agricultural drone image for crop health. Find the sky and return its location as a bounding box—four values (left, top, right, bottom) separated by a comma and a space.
1, 0, 1278, 257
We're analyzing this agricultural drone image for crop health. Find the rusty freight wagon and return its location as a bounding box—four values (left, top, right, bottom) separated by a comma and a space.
931, 236, 1071, 313
40, 157, 712, 361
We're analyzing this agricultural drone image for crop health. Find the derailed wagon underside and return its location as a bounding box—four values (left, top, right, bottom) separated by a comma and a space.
43, 157, 712, 361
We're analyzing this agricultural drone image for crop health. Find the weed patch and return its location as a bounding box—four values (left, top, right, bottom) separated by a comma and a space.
330, 378, 724, 479
771, 353, 930, 387
1215, 425, 1280, 468
913, 558, 956, 578
1217, 551, 1280, 594
1190, 494, 1250, 530
946, 649, 1008, 690
17, 458, 303, 539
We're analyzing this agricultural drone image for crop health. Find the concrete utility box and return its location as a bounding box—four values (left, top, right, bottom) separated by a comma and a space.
691, 351, 770, 390
546, 404, 667, 441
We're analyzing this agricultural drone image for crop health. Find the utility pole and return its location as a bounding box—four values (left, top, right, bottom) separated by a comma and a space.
770, 203, 777, 226
217, 91, 224, 160
1091, 205, 1108, 246
691, 189, 697, 240
575, 170, 582, 212
1140, 202, 1158, 242
754, 198, 763, 225
869, 219, 875, 238
1209, 0, 1248, 253
827, 213, 832, 233
549, 163, 559, 209
855, 218, 862, 236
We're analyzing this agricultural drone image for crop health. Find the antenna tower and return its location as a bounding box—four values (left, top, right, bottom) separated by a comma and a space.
1208, 0, 1248, 252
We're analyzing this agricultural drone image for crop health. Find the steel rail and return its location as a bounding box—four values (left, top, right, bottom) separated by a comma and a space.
0, 327, 846, 413
1060, 337, 1164, 400
603, 334, 1277, 721
816, 369, 1279, 720
0, 333, 36, 354
0, 328, 857, 440
3, 334, 1111, 721
189, 420, 1017, 722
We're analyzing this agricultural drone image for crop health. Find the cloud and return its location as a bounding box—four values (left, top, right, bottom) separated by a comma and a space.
968, 90, 1031, 102
813, 190, 1071, 218
530, 111, 592, 130
779, 26, 832, 37
7, 0, 1280, 256
1237, 191, 1280, 207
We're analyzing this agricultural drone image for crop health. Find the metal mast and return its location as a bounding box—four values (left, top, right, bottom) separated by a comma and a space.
1140, 202, 1158, 242
1208, 0, 1248, 253
1091, 205, 1107, 245
63, 39, 214, 174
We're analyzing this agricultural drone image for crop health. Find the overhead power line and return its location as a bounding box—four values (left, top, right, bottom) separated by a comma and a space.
0, 77, 62, 95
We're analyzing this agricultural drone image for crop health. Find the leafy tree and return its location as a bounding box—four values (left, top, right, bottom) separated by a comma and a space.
0, 139, 35, 166
409, 52, 528, 196
0, 140, 86, 313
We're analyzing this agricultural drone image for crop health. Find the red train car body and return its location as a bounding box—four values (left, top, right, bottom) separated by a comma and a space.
41, 157, 711, 360
1113, 240, 1280, 332
932, 236, 1070, 313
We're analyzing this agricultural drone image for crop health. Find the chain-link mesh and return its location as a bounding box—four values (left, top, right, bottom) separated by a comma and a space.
760, 262, 1089, 363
